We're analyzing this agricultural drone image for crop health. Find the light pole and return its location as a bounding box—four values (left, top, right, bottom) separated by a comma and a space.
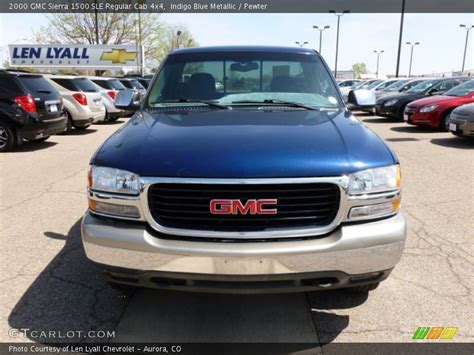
176, 30, 182, 49
312, 25, 330, 54
373, 50, 384, 78
395, 0, 406, 77
330, 10, 350, 78
406, 42, 420, 77
295, 41, 308, 47
459, 24, 474, 73
94, 0, 100, 76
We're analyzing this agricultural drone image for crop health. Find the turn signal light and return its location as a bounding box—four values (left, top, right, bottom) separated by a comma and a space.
396, 165, 402, 188
349, 199, 401, 220
88, 199, 140, 218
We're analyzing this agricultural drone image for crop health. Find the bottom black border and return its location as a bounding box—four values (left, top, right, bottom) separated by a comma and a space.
2, 343, 474, 355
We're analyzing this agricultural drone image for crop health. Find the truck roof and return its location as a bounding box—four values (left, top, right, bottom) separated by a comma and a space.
171, 46, 318, 55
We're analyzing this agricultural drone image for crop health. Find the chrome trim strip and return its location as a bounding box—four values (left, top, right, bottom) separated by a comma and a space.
347, 189, 400, 199
347, 210, 398, 222
89, 210, 142, 221
139, 176, 349, 239
140, 176, 350, 186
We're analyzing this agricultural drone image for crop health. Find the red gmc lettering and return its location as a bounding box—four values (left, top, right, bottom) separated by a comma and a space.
210, 199, 278, 215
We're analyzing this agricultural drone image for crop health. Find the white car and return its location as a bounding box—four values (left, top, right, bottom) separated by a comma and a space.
338, 79, 362, 88
45, 75, 106, 130
88, 76, 128, 122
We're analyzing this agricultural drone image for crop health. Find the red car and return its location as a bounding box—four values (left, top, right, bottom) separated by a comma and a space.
404, 79, 474, 129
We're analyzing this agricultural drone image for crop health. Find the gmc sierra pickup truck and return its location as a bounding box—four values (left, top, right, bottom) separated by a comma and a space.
81, 46, 406, 294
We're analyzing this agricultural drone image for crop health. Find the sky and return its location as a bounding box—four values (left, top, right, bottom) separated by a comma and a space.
0, 12, 473, 76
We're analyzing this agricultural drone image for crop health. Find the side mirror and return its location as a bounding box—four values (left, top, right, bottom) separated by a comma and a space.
428, 88, 441, 96
114, 90, 141, 111
347, 89, 376, 108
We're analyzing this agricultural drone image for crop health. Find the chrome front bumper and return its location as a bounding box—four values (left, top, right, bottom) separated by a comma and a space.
81, 211, 406, 281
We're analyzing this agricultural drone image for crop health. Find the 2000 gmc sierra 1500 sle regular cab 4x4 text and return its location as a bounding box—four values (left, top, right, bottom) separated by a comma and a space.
81, 46, 406, 294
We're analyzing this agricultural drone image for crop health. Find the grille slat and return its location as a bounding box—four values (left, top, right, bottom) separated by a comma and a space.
153, 200, 336, 207
148, 183, 340, 232
152, 207, 335, 215
149, 193, 338, 201
151, 187, 336, 193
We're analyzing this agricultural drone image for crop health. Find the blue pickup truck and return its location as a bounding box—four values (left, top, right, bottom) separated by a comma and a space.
81, 46, 406, 294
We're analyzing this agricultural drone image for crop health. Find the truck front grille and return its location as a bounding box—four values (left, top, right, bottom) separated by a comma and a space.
147, 183, 340, 232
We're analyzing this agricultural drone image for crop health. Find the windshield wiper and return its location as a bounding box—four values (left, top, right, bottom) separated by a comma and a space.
160, 98, 230, 110
231, 99, 320, 111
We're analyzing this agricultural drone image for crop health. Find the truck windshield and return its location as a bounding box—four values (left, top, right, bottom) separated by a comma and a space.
147, 52, 342, 110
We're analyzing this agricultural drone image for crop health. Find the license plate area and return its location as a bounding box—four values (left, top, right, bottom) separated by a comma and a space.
449, 123, 457, 132
45, 100, 60, 114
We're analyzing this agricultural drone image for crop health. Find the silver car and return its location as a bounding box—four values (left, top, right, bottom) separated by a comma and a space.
117, 78, 147, 95
45, 75, 106, 130
88, 76, 128, 122
448, 103, 474, 138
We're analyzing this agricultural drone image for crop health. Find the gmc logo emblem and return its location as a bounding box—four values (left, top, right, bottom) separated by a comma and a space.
210, 199, 278, 215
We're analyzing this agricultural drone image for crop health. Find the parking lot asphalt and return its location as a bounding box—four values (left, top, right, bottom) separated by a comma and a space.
0, 114, 473, 347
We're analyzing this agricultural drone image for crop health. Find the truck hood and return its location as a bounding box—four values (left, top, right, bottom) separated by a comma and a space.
92, 109, 396, 178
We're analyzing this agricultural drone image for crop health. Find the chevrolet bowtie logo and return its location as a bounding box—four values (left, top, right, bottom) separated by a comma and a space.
100, 49, 137, 64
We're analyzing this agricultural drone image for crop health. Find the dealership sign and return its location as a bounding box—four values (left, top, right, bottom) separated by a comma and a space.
9, 44, 140, 68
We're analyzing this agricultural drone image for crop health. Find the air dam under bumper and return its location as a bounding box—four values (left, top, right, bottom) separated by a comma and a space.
81, 211, 406, 292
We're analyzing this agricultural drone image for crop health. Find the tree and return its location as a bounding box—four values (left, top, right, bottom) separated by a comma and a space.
155, 24, 199, 59
33, 13, 198, 63
352, 62, 368, 78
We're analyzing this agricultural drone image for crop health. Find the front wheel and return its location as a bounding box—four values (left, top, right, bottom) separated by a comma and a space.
0, 122, 17, 152
64, 111, 73, 133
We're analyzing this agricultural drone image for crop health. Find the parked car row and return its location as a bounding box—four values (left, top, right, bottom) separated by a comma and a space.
376, 77, 469, 120
403, 79, 474, 138
341, 76, 473, 138
0, 69, 148, 152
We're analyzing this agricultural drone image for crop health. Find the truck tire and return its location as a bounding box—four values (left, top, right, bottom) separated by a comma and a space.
345, 282, 380, 293
0, 121, 17, 152
58, 110, 73, 134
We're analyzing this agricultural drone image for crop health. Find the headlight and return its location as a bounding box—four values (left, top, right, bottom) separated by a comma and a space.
88, 165, 140, 195
384, 99, 399, 106
419, 104, 439, 113
348, 165, 401, 195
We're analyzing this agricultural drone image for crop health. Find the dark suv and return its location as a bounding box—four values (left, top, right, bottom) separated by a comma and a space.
0, 70, 67, 152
